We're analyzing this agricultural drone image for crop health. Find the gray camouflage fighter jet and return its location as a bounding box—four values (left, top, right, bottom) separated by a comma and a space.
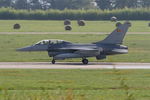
17, 22, 130, 64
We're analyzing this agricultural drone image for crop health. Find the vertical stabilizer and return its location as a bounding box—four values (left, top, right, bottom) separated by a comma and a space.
97, 23, 130, 44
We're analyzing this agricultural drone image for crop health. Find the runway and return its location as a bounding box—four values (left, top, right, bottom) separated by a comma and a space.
0, 62, 150, 69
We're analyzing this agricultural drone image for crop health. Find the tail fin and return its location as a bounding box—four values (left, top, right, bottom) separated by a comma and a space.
97, 23, 130, 44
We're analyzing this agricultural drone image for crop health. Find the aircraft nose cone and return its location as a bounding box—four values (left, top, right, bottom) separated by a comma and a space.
16, 46, 32, 51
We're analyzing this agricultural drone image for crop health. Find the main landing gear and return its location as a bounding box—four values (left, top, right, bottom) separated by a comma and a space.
51, 59, 55, 64
82, 59, 88, 65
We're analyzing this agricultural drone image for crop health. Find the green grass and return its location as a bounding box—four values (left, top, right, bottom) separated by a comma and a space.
0, 69, 150, 100
0, 34, 150, 62
0, 20, 150, 32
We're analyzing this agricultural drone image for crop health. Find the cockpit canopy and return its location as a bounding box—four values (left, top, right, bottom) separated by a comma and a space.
35, 39, 70, 45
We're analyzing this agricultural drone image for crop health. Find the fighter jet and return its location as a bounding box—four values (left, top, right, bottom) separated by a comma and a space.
17, 22, 130, 64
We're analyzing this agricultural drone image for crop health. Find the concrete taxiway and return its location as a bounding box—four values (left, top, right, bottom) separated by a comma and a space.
0, 62, 150, 69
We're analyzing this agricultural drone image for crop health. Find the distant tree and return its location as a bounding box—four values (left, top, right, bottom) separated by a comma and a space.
95, 0, 112, 10
50, 0, 95, 10
68, 0, 96, 9
15, 0, 29, 9
114, 0, 138, 9
141, 0, 150, 7
40, 0, 51, 10
127, 0, 138, 8
0, 0, 12, 7
0, 0, 149, 10
29, 0, 42, 10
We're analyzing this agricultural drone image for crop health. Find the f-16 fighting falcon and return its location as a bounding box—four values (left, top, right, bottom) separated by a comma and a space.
17, 22, 130, 64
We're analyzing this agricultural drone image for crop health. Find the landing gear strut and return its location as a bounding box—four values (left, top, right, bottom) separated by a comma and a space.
82, 59, 88, 65
52, 59, 55, 64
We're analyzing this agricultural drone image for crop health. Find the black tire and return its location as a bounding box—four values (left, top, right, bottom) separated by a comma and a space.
52, 59, 55, 64
82, 59, 88, 65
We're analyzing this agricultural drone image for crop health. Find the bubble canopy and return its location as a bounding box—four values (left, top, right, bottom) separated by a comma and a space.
35, 39, 70, 45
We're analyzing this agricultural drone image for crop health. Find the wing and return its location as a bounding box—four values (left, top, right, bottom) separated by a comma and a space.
58, 46, 103, 56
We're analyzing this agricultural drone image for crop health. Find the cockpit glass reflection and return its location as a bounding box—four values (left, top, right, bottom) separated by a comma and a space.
35, 40, 65, 45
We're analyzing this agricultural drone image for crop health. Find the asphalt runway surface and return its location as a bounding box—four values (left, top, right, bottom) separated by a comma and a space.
0, 62, 150, 69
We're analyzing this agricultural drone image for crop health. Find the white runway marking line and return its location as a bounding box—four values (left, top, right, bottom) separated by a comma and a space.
0, 62, 150, 69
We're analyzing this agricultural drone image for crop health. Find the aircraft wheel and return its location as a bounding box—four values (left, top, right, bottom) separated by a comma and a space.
52, 59, 55, 64
82, 59, 88, 65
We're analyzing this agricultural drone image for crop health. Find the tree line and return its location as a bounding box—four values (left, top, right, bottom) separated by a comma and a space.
0, 8, 150, 20
0, 0, 149, 10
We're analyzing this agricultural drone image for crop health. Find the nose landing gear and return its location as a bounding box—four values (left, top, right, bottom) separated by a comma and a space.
51, 59, 55, 64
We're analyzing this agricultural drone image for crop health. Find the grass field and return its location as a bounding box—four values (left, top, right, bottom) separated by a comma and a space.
0, 34, 150, 62
0, 69, 150, 100
0, 20, 150, 32
0, 20, 150, 100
